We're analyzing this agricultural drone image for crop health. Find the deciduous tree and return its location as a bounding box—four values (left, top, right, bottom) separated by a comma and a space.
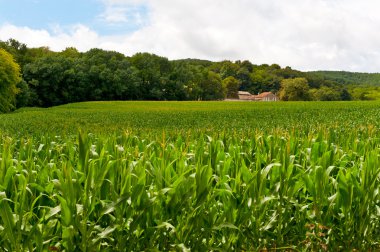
222, 76, 240, 98
279, 77, 310, 101
309, 86, 341, 101
0, 49, 21, 112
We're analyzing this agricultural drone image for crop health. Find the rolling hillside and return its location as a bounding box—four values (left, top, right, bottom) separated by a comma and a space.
309, 71, 380, 86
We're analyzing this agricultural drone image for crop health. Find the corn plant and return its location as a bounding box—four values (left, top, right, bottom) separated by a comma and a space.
0, 101, 379, 250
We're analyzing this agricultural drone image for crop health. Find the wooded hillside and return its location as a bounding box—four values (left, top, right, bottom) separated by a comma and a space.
1, 39, 379, 110
310, 71, 380, 86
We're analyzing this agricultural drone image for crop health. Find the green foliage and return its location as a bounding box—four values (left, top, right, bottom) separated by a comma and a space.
172, 58, 214, 68
0, 39, 53, 68
279, 77, 310, 101
209, 60, 240, 79
310, 70, 380, 86
222, 76, 240, 98
199, 71, 224, 100
1, 38, 361, 107
130, 52, 171, 100
347, 85, 380, 100
23, 54, 77, 106
15, 80, 33, 108
0, 49, 21, 113
22, 49, 143, 106
309, 86, 341, 101
0, 101, 380, 250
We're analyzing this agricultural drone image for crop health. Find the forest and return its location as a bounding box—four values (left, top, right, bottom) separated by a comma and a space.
1, 38, 379, 112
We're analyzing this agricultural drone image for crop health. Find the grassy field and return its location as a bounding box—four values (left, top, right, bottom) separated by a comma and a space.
2, 100, 380, 135
0, 101, 380, 251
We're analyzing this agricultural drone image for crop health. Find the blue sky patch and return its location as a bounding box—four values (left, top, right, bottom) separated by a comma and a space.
0, 0, 149, 35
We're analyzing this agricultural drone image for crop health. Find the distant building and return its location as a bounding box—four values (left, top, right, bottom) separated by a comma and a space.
236, 91, 279, 101
255, 92, 279, 101
238, 91, 255, 100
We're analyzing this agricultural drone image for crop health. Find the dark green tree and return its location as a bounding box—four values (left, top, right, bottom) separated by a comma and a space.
209, 60, 240, 79
222, 76, 240, 98
23, 54, 76, 106
199, 71, 224, 100
130, 53, 171, 100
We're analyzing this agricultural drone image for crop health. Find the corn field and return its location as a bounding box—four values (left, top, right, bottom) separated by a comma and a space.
0, 101, 380, 251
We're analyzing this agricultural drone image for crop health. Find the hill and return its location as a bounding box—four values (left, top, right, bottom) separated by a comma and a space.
309, 71, 380, 86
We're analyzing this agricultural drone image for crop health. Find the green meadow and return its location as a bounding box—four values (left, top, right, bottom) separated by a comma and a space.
2, 100, 380, 135
0, 101, 380, 251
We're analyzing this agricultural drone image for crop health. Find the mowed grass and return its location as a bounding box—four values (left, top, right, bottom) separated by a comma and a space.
0, 101, 380, 251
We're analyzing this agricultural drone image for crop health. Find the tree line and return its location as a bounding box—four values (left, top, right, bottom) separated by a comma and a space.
0, 39, 358, 112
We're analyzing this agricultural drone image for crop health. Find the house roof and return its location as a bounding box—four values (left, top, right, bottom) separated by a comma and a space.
256, 92, 274, 98
238, 91, 252, 96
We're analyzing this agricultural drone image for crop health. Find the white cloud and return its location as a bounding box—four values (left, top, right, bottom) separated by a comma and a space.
2, 0, 380, 72
98, 0, 148, 26
0, 23, 102, 52
100, 6, 129, 23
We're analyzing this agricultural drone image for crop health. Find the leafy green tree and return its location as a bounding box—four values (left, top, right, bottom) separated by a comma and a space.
0, 39, 28, 66
236, 66, 252, 90
59, 47, 81, 58
309, 86, 341, 101
130, 53, 171, 100
23, 46, 55, 65
166, 62, 194, 100
199, 71, 224, 100
222, 76, 240, 98
276, 66, 302, 79
0, 49, 21, 112
279, 77, 310, 101
170, 63, 205, 100
237, 60, 254, 72
23, 54, 76, 106
72, 49, 141, 101
348, 86, 376, 100
339, 88, 352, 101
220, 61, 239, 79
15, 80, 33, 108
1, 39, 54, 68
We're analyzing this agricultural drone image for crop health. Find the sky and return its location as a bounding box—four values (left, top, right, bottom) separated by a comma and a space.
1, 0, 380, 72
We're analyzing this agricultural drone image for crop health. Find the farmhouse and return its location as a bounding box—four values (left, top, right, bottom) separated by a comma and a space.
236, 91, 279, 101
255, 92, 279, 101
237, 91, 255, 100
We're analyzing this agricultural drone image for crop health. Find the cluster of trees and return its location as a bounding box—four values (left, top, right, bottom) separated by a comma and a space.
0, 39, 367, 112
279, 77, 351, 101
310, 71, 380, 100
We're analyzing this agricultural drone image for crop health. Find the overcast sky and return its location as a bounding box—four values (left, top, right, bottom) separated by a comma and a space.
1, 0, 380, 72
